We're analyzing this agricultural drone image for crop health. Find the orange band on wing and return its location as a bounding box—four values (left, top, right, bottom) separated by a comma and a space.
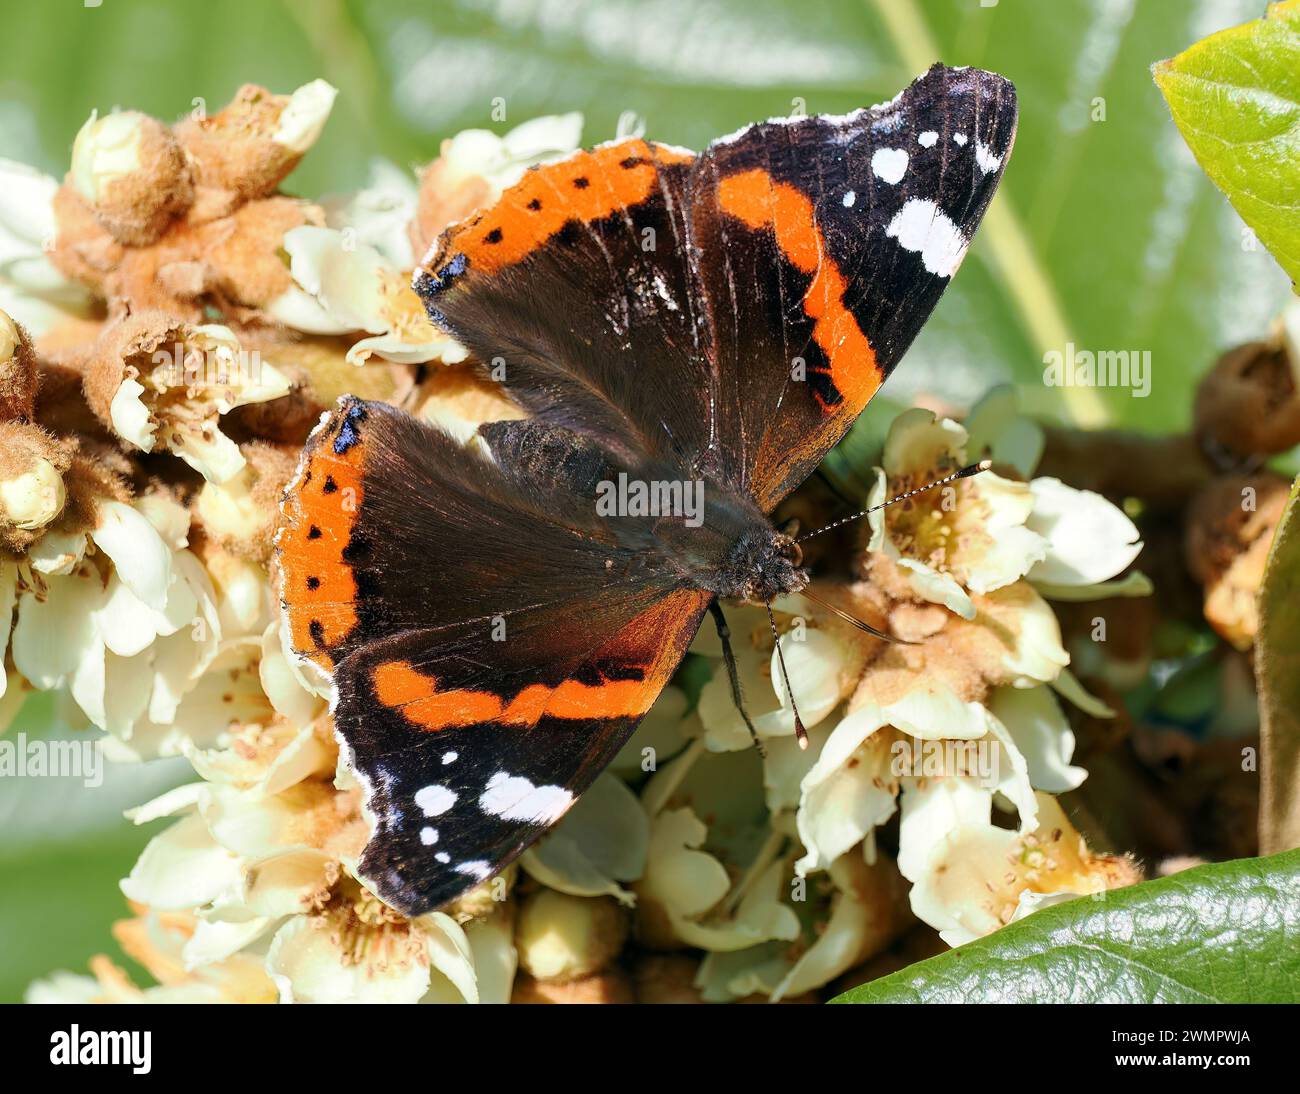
435, 140, 693, 277
374, 590, 709, 732
374, 662, 663, 731
718, 168, 881, 412
280, 415, 367, 669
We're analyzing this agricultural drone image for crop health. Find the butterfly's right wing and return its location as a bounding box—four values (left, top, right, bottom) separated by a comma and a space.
685, 64, 1018, 510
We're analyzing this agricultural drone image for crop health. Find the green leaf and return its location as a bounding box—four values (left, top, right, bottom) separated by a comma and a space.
1153, 0, 1300, 286
1258, 476, 1300, 855
831, 850, 1300, 1003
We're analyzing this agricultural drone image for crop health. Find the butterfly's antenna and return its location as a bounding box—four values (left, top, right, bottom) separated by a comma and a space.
797, 459, 992, 544
799, 586, 915, 645
767, 604, 808, 750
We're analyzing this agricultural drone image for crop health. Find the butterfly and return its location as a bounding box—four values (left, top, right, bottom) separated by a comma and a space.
276, 64, 1017, 916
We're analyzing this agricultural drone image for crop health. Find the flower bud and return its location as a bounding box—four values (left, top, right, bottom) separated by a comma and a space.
0, 455, 65, 530
0, 421, 72, 548
1194, 335, 1300, 460
0, 308, 39, 421
194, 441, 296, 562
515, 890, 628, 982
176, 81, 337, 204
1186, 472, 1290, 649
70, 111, 192, 245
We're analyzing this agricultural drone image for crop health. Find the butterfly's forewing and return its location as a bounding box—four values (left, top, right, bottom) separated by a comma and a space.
278, 399, 707, 914
414, 139, 714, 471
686, 64, 1017, 510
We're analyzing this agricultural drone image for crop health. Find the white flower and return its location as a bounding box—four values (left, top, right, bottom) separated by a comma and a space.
693, 601, 870, 750
269, 113, 583, 365
0, 158, 92, 332
904, 791, 1139, 946
272, 224, 468, 365
431, 113, 584, 207
637, 746, 800, 952
105, 324, 291, 484
869, 391, 1145, 613
521, 773, 648, 905
8, 495, 223, 754
695, 852, 911, 1002
320, 159, 422, 269
1025, 477, 1143, 595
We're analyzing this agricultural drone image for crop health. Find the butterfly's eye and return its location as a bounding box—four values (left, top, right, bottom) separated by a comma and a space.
777, 538, 803, 568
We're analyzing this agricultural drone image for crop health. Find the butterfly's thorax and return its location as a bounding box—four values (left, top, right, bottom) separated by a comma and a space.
648, 476, 809, 604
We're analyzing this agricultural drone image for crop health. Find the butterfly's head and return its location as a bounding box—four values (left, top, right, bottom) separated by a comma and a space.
718, 525, 808, 605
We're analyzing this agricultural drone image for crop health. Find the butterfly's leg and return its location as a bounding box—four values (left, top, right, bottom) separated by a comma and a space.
708, 599, 766, 759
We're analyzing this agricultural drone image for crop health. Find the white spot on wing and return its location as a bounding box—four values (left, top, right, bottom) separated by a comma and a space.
420, 826, 439, 846
975, 142, 1003, 174
415, 784, 457, 817
456, 860, 491, 880
441, 751, 458, 765
953, 133, 968, 146
842, 190, 856, 208
918, 131, 938, 148
871, 147, 908, 185
480, 771, 574, 824
435, 852, 450, 864
885, 198, 969, 278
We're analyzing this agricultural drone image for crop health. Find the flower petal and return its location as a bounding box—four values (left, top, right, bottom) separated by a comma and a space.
91, 500, 172, 612
795, 705, 897, 874
1027, 477, 1142, 586
990, 685, 1087, 793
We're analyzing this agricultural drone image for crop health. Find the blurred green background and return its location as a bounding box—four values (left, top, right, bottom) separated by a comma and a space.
0, 0, 1291, 1002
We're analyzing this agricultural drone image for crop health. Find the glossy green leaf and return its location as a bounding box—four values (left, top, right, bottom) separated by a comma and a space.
831, 850, 1300, 1003
1153, 0, 1300, 286
1258, 476, 1300, 855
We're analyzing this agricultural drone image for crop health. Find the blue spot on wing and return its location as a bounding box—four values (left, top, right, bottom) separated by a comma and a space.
334, 402, 367, 454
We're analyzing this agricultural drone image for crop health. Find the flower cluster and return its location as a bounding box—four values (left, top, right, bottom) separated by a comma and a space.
12, 84, 1143, 1004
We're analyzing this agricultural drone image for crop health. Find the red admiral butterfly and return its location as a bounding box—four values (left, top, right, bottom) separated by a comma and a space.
277, 64, 1017, 915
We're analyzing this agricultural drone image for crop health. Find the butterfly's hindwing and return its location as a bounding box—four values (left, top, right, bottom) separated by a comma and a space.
278, 397, 708, 914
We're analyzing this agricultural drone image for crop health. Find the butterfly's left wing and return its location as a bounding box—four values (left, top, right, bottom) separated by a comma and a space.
278, 399, 708, 915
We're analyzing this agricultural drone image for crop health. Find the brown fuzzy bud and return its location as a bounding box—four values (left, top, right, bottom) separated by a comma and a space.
1194, 337, 1300, 461
408, 153, 494, 266
175, 81, 336, 205
198, 195, 324, 310
515, 891, 628, 982
48, 185, 125, 294
510, 971, 634, 1004
0, 422, 72, 550
1185, 472, 1290, 649
632, 954, 704, 1004
0, 309, 39, 421
70, 111, 193, 246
